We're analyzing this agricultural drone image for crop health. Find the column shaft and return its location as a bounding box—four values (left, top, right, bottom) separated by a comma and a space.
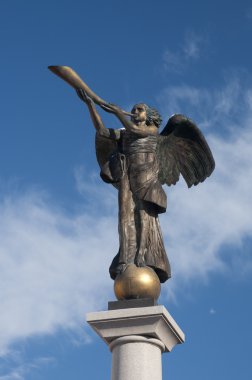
110, 335, 165, 380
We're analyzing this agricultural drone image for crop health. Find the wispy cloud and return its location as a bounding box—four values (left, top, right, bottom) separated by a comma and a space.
156, 75, 247, 128
183, 31, 202, 59
0, 357, 55, 380
209, 308, 216, 315
163, 31, 205, 73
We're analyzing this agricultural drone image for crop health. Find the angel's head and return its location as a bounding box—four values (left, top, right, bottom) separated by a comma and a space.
131, 103, 162, 128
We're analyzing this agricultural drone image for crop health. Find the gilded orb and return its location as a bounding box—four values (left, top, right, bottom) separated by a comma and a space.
114, 264, 161, 301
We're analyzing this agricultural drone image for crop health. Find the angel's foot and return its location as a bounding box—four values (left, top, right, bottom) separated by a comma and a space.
135, 252, 146, 267
115, 263, 127, 275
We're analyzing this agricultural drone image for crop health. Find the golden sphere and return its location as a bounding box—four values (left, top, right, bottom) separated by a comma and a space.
114, 264, 161, 301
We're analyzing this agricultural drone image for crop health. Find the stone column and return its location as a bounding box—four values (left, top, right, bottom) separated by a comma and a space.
86, 304, 185, 380
110, 335, 164, 380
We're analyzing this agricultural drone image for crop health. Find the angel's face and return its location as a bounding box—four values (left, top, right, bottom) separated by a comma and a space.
131, 104, 147, 123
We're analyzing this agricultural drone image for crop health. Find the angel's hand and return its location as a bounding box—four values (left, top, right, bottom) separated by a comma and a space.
76, 88, 92, 105
102, 102, 122, 114
100, 103, 115, 113
100, 102, 122, 115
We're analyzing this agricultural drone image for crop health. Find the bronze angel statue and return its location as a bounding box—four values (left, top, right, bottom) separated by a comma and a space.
49, 66, 215, 284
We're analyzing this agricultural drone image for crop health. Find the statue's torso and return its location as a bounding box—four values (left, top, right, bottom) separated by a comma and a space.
120, 130, 157, 156
119, 131, 166, 213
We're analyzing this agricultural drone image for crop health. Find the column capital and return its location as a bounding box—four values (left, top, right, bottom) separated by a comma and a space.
109, 335, 166, 353
86, 305, 185, 352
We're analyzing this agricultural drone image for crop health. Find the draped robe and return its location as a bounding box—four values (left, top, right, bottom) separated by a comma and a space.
99, 129, 171, 283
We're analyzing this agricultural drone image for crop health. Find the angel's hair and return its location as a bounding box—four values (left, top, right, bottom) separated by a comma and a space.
145, 105, 162, 128
137, 104, 162, 128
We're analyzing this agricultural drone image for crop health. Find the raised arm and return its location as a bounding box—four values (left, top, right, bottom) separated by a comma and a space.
106, 104, 158, 137
76, 89, 120, 140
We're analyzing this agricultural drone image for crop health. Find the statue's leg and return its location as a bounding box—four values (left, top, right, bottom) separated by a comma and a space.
135, 200, 150, 267
117, 172, 136, 270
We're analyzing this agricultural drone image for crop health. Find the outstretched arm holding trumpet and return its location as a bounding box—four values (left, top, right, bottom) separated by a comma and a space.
75, 88, 114, 139
48, 65, 138, 138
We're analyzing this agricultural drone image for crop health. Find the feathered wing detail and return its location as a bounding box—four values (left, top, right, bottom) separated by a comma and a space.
95, 132, 118, 168
157, 114, 215, 187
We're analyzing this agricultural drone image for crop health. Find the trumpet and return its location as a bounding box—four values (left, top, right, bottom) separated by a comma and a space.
48, 66, 133, 116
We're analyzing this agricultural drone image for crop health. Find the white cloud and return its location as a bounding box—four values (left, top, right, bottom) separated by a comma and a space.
163, 31, 205, 72
163, 50, 183, 73
0, 370, 23, 380
0, 185, 118, 356
209, 308, 216, 315
183, 31, 202, 59
0, 357, 55, 380
156, 75, 246, 128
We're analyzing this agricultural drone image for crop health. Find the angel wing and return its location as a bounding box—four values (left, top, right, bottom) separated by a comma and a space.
95, 132, 118, 169
95, 131, 120, 188
157, 114, 215, 187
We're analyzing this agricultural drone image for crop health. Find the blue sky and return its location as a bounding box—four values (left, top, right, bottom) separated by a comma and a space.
0, 0, 252, 379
